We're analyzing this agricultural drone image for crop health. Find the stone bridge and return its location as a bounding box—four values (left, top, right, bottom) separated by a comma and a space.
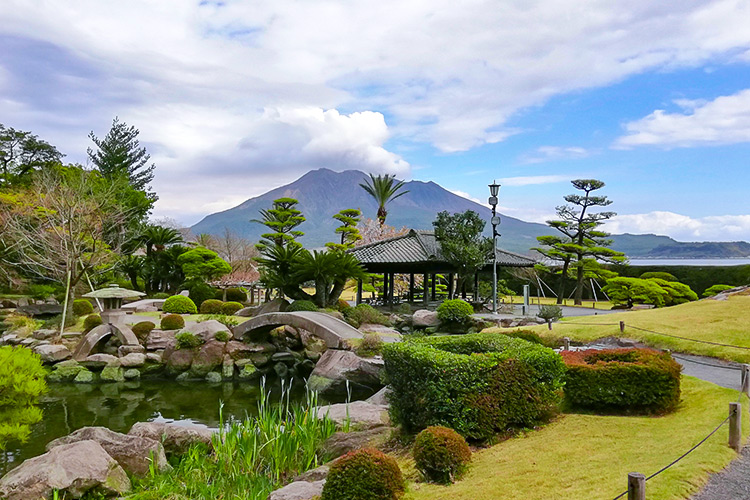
72, 323, 141, 361
232, 311, 364, 349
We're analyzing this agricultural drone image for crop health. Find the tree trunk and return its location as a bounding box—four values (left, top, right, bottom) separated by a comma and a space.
556, 258, 570, 305
574, 255, 585, 305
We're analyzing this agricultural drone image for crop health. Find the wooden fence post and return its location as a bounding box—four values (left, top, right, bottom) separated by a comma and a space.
563, 337, 570, 351
619, 321, 625, 333
627, 472, 645, 500
730, 403, 742, 452
742, 365, 750, 398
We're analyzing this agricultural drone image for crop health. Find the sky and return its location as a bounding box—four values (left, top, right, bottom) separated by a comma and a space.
1, 0, 749, 242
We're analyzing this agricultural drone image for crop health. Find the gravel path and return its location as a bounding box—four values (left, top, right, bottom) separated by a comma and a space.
691, 447, 750, 500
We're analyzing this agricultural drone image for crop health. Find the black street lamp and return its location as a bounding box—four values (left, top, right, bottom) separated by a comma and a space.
488, 181, 501, 314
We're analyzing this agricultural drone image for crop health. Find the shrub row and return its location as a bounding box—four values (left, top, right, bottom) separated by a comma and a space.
344, 304, 391, 328
199, 299, 243, 315
561, 348, 681, 413
383, 333, 566, 439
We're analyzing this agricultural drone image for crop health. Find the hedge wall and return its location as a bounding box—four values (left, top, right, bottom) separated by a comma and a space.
561, 348, 681, 413
382, 333, 565, 439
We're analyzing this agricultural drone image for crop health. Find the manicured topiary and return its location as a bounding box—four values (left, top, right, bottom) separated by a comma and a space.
160, 314, 185, 331
337, 298, 352, 311
343, 304, 391, 328
83, 314, 103, 333
436, 299, 474, 325
175, 331, 203, 349
288, 300, 318, 312
413, 426, 471, 484
383, 333, 565, 439
200, 299, 224, 314
185, 281, 218, 310
536, 304, 563, 322
214, 330, 231, 342
561, 348, 681, 413
132, 321, 156, 342
321, 448, 404, 500
221, 301, 243, 315
72, 299, 94, 316
163, 295, 197, 314
702, 284, 734, 297
224, 287, 246, 303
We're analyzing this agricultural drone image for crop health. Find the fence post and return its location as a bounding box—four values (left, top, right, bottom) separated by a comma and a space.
619, 321, 625, 333
627, 472, 645, 500
742, 365, 750, 398
730, 403, 742, 452
563, 337, 570, 351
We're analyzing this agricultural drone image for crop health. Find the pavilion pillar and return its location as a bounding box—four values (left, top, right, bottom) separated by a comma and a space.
382, 273, 389, 305
356, 279, 363, 305
423, 273, 429, 304
389, 273, 396, 304
409, 274, 415, 303
431, 274, 437, 300
250, 286, 255, 305
474, 273, 479, 302
448, 273, 454, 299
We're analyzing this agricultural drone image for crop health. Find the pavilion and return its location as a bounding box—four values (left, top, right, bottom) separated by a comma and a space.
350, 229, 536, 305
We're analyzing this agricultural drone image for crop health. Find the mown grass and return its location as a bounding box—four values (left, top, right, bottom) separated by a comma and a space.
408, 376, 749, 500
486, 296, 750, 363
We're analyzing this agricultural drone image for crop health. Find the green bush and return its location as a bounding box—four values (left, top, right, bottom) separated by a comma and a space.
43, 313, 78, 330
175, 331, 203, 349
702, 284, 734, 297
395, 303, 411, 315
337, 298, 352, 311
321, 448, 405, 500
185, 281, 218, 309
200, 299, 224, 314
72, 299, 94, 316
536, 304, 563, 322
383, 333, 565, 439
502, 329, 558, 349
25, 284, 55, 301
436, 299, 474, 325
288, 300, 319, 312
343, 304, 392, 328
132, 321, 156, 342
224, 288, 246, 303
0, 346, 46, 449
355, 333, 384, 358
161, 314, 185, 331
640, 271, 678, 282
83, 314, 103, 333
198, 314, 242, 328
151, 292, 170, 299
214, 330, 231, 343
561, 348, 681, 413
413, 426, 471, 484
163, 295, 198, 314
221, 301, 244, 315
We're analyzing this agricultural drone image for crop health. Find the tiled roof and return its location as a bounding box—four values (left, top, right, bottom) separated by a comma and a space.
351, 229, 535, 267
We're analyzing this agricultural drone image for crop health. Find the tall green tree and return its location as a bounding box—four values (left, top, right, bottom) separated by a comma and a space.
253, 197, 306, 251
359, 173, 409, 226
535, 179, 625, 305
326, 208, 362, 251
433, 210, 492, 298
0, 123, 63, 187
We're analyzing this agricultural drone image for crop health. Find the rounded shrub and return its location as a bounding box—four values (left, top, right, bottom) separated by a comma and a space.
321, 448, 405, 500
185, 281, 217, 311
703, 284, 734, 297
200, 299, 224, 314
413, 426, 471, 484
436, 299, 474, 325
83, 314, 103, 333
221, 301, 244, 315
214, 330, 231, 343
175, 331, 203, 349
224, 287, 246, 303
132, 321, 156, 342
561, 348, 681, 413
288, 300, 318, 312
160, 314, 185, 331
72, 299, 94, 316
163, 295, 197, 314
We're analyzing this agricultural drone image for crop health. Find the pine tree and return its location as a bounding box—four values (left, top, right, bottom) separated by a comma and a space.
326, 208, 362, 251
253, 197, 306, 251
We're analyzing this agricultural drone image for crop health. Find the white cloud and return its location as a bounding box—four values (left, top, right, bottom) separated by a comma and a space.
521, 146, 592, 164
606, 211, 750, 241
498, 175, 572, 187
614, 89, 750, 148
449, 190, 483, 205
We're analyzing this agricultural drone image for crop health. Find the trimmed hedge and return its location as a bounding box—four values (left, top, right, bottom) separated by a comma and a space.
413, 426, 471, 484
200, 299, 224, 314
561, 348, 681, 413
72, 299, 94, 316
132, 321, 156, 342
224, 287, 246, 302
221, 301, 243, 315
82, 314, 102, 333
288, 300, 318, 312
383, 333, 565, 439
436, 299, 473, 325
163, 295, 197, 314
160, 314, 185, 331
321, 448, 404, 500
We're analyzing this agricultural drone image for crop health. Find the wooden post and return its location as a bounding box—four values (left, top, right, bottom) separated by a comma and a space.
356, 279, 363, 305
619, 321, 625, 333
431, 274, 437, 301
563, 337, 570, 351
423, 273, 429, 304
382, 273, 389, 305
448, 273, 454, 299
627, 472, 646, 500
409, 274, 415, 303
742, 365, 750, 398
730, 403, 742, 452
389, 273, 395, 305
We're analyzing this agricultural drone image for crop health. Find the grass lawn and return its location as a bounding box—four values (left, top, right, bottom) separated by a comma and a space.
407, 376, 748, 500
487, 296, 750, 363
502, 294, 615, 310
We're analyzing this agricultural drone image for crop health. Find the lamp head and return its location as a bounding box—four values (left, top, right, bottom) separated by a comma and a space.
488, 181, 500, 197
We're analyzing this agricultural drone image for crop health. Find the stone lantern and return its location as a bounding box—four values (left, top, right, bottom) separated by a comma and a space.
83, 284, 145, 325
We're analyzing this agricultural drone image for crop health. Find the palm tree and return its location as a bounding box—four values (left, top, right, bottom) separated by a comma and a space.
192, 233, 215, 249
142, 225, 183, 255
359, 173, 409, 226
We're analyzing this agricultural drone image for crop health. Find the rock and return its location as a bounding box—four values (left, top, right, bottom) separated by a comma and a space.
304, 349, 322, 362
293, 465, 329, 482
316, 401, 390, 428
295, 359, 316, 378
16, 303, 63, 317
146, 330, 176, 350
1, 334, 19, 346
272, 351, 301, 364
32, 329, 58, 340
321, 427, 392, 459
298, 330, 329, 354
0, 440, 131, 500
20, 338, 36, 347
73, 369, 95, 383
82, 353, 119, 369
123, 368, 141, 380
118, 344, 145, 357
128, 422, 214, 456
307, 350, 385, 397
206, 371, 222, 383
48, 360, 86, 382
236, 298, 290, 317
226, 340, 277, 365
120, 353, 146, 367
33, 344, 71, 364
366, 386, 391, 406
412, 309, 439, 327
190, 340, 226, 376
175, 371, 192, 382
274, 362, 289, 378
146, 352, 163, 363
47, 427, 169, 477
163, 346, 195, 373
222, 355, 234, 379
100, 365, 125, 382
238, 363, 259, 380
268, 480, 325, 500
358, 324, 402, 342
180, 320, 231, 342
1, 299, 17, 308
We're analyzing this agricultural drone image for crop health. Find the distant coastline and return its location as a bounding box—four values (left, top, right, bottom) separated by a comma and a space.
627, 258, 750, 267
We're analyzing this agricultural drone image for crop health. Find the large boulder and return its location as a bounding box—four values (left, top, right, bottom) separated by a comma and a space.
179, 320, 230, 342
33, 344, 72, 364
225, 340, 276, 366
321, 427, 392, 459
0, 440, 131, 500
46, 426, 169, 477
163, 345, 195, 373
315, 401, 390, 428
16, 303, 63, 317
307, 350, 384, 397
81, 353, 119, 369
145, 330, 176, 350
268, 480, 325, 500
120, 352, 146, 368
190, 340, 226, 376
236, 298, 290, 317
412, 309, 439, 327
128, 422, 214, 456
358, 324, 402, 342
32, 329, 58, 340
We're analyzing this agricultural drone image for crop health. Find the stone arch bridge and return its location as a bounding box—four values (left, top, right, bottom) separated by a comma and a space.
232, 311, 365, 349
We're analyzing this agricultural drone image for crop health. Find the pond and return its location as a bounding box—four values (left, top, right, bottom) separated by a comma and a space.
1, 378, 317, 475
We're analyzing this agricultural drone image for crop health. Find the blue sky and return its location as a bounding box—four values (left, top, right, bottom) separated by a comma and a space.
1, 1, 749, 241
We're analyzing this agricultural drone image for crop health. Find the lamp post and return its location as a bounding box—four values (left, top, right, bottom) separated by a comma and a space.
488, 181, 501, 314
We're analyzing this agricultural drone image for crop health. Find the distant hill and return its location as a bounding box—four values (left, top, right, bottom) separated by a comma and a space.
190, 168, 750, 258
